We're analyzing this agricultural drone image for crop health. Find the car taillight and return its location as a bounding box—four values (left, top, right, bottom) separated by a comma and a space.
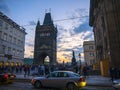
79, 77, 85, 82
3, 74, 9, 79
31, 79, 36, 83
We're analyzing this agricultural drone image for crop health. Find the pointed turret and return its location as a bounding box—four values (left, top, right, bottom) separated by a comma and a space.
36, 20, 40, 27
72, 50, 76, 66
43, 13, 53, 25
36, 20, 40, 30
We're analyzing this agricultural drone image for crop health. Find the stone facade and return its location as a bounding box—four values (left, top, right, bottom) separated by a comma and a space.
34, 13, 57, 65
83, 41, 96, 66
0, 12, 26, 66
89, 0, 120, 68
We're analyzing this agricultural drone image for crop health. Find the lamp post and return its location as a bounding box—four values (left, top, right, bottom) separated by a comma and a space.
79, 53, 82, 74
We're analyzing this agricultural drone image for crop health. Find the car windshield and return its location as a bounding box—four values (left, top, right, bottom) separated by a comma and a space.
67, 72, 80, 77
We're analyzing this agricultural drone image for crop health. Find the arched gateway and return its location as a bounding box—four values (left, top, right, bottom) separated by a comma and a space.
34, 12, 57, 65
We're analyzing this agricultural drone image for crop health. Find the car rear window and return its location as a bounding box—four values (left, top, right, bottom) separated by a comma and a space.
68, 72, 80, 77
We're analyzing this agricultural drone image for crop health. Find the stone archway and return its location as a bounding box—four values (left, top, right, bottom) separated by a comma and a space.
44, 56, 50, 65
37, 52, 52, 65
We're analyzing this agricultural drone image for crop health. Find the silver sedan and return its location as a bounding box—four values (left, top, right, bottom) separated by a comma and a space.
31, 71, 86, 90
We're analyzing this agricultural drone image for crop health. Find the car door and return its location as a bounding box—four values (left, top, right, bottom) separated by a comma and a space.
53, 72, 70, 88
41, 72, 59, 88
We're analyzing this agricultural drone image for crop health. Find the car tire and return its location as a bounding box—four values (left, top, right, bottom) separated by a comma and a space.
34, 81, 42, 88
67, 83, 75, 90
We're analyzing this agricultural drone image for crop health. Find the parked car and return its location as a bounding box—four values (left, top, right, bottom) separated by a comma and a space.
0, 71, 16, 84
31, 71, 86, 90
113, 79, 120, 90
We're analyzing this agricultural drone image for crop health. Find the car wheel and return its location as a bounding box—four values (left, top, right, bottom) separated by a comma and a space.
34, 81, 42, 88
67, 83, 75, 90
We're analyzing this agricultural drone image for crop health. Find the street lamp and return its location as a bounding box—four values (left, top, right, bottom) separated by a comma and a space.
79, 53, 82, 74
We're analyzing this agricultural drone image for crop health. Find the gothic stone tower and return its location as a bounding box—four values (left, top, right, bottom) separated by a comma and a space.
71, 50, 76, 66
34, 13, 57, 65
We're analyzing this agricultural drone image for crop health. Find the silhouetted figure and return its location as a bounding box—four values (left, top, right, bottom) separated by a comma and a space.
27, 65, 31, 76
109, 67, 116, 81
82, 66, 88, 78
24, 65, 28, 77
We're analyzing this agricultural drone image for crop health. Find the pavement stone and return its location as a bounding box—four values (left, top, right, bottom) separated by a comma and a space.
86, 76, 112, 87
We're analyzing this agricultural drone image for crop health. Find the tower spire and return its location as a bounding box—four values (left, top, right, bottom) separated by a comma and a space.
36, 20, 40, 29
43, 13, 53, 25
71, 50, 76, 66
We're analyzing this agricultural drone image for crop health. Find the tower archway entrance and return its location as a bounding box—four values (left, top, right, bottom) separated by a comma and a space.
37, 52, 50, 65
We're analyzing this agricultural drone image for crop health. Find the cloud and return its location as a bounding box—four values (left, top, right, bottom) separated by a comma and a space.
24, 8, 94, 63
29, 21, 36, 26
56, 8, 93, 62
73, 18, 92, 34
25, 42, 34, 47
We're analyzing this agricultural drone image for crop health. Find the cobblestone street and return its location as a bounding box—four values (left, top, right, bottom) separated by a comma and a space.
0, 82, 115, 90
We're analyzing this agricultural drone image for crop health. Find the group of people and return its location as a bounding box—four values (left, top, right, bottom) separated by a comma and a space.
23, 64, 56, 77
0, 63, 90, 78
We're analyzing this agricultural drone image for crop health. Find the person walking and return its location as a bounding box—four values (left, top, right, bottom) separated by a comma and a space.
109, 67, 116, 81
82, 66, 88, 78
27, 65, 31, 76
24, 65, 28, 77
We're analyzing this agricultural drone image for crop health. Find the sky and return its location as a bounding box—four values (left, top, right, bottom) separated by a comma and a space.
0, 0, 94, 63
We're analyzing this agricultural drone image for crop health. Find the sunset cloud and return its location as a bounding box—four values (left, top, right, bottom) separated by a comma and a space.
23, 8, 94, 63
0, 0, 92, 64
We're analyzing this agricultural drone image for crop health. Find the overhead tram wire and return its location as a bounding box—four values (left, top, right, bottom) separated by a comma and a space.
22, 15, 89, 27
54, 16, 88, 22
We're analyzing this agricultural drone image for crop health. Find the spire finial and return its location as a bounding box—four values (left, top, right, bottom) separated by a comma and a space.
45, 9, 47, 13
49, 8, 51, 13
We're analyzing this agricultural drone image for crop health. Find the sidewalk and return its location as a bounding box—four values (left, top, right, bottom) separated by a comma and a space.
14, 74, 113, 87
86, 76, 113, 87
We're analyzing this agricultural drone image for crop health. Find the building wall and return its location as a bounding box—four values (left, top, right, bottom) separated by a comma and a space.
83, 41, 96, 66
0, 12, 26, 66
89, 0, 120, 69
34, 13, 57, 65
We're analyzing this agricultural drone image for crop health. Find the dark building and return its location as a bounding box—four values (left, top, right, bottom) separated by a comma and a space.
34, 13, 57, 65
71, 50, 76, 66
89, 0, 120, 76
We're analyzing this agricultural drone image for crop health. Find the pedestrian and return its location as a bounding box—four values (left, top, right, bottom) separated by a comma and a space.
27, 65, 31, 76
24, 65, 28, 77
41, 65, 45, 76
38, 65, 41, 76
109, 67, 115, 81
82, 66, 88, 78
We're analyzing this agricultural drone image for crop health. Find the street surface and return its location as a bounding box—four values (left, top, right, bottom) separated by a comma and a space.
0, 82, 115, 90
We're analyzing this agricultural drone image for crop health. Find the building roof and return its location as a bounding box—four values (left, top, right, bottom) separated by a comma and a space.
0, 11, 27, 34
43, 13, 53, 25
83, 41, 95, 45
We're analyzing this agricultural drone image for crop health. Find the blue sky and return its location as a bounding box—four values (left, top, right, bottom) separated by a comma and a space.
0, 0, 94, 63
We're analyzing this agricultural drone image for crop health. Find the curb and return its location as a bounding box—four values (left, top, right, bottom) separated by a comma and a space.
14, 78, 31, 82
87, 83, 112, 87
